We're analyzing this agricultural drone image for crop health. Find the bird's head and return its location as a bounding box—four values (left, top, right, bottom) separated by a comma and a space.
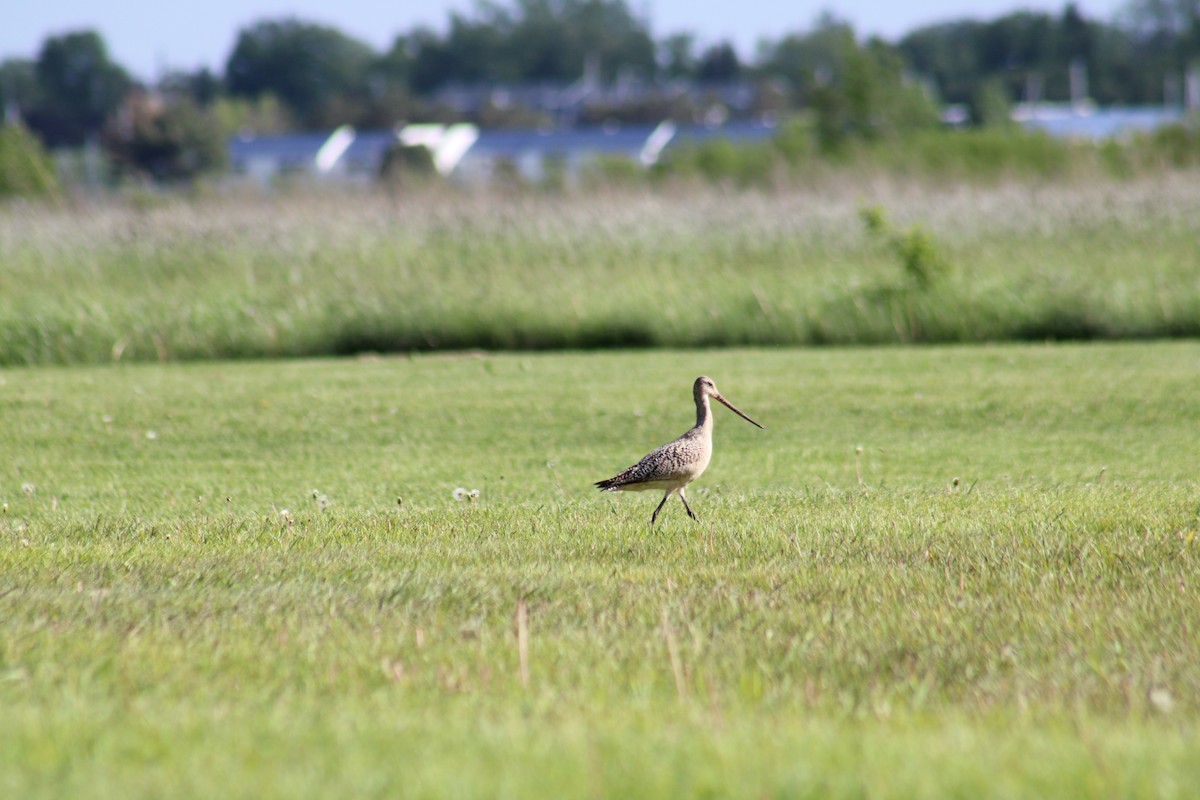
693, 376, 763, 429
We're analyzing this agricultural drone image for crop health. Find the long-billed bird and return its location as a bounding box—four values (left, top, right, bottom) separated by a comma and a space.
595, 376, 763, 524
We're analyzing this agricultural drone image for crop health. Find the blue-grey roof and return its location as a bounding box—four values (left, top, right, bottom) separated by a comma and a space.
228, 129, 401, 172
226, 121, 788, 174
228, 132, 328, 168
468, 125, 661, 158
341, 130, 400, 166
669, 121, 779, 147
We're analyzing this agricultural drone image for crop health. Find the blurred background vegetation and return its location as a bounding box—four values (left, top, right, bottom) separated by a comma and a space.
2, 176, 1198, 364
2, 0, 1199, 364
0, 0, 1199, 191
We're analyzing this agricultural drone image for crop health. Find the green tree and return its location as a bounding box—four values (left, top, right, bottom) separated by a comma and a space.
443, 12, 514, 83
696, 42, 741, 82
225, 18, 376, 128
810, 34, 940, 151
0, 59, 38, 119
211, 94, 294, 136
407, 28, 458, 95
1121, 0, 1200, 100
408, 0, 656, 92
896, 21, 987, 105
757, 14, 859, 107
104, 94, 227, 182
659, 33, 697, 80
1058, 3, 1093, 62
897, 6, 1160, 106
1122, 0, 1200, 59
373, 35, 415, 93
159, 68, 223, 107
971, 78, 1015, 127
27, 30, 132, 147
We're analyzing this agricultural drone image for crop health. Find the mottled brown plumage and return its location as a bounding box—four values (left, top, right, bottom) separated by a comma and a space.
595, 376, 763, 525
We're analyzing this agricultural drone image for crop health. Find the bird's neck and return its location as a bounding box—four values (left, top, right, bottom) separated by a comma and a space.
694, 394, 712, 431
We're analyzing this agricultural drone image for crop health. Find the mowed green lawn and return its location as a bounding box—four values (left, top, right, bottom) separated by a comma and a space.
2, 343, 1198, 798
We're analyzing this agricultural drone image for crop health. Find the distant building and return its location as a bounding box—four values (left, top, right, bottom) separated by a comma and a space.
453, 122, 673, 185
227, 123, 480, 185
1014, 103, 1186, 140
668, 119, 778, 149
228, 129, 362, 184
226, 118, 780, 187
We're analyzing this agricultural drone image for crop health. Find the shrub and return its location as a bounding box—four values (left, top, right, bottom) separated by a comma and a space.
655, 138, 778, 185
581, 154, 643, 186
0, 122, 59, 200
770, 118, 815, 165
877, 128, 1077, 180
1137, 122, 1200, 168
379, 142, 438, 186
860, 205, 953, 288
104, 96, 228, 183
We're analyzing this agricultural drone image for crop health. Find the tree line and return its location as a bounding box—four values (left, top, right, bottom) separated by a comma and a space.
0, 0, 1197, 182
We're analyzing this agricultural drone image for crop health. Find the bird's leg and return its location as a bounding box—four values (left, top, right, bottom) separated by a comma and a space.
679, 490, 699, 522
651, 492, 670, 525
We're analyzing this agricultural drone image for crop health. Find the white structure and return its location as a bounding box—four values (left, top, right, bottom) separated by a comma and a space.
227, 119, 779, 187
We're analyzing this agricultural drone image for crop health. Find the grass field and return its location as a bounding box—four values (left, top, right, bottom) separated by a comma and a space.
3, 174, 1200, 365
2, 343, 1198, 797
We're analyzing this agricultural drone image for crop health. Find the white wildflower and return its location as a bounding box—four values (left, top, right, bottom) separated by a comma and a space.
1149, 687, 1175, 714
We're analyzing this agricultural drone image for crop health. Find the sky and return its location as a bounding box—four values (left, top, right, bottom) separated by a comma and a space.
4, 0, 1129, 82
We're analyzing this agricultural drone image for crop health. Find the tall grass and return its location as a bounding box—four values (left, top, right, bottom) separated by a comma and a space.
2, 172, 1199, 365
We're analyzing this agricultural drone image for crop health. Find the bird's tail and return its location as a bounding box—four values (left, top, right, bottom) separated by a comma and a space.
596, 463, 640, 491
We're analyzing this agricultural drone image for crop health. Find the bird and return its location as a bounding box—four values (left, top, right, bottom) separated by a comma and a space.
595, 376, 763, 525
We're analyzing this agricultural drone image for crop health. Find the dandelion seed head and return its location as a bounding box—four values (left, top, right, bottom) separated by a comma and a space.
1149, 687, 1175, 714
146, 431, 158, 440
21, 483, 35, 495
453, 487, 468, 502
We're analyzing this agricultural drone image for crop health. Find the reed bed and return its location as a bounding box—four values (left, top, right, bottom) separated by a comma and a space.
2, 173, 1199, 365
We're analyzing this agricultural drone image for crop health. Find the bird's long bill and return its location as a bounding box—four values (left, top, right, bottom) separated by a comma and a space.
714, 393, 764, 428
